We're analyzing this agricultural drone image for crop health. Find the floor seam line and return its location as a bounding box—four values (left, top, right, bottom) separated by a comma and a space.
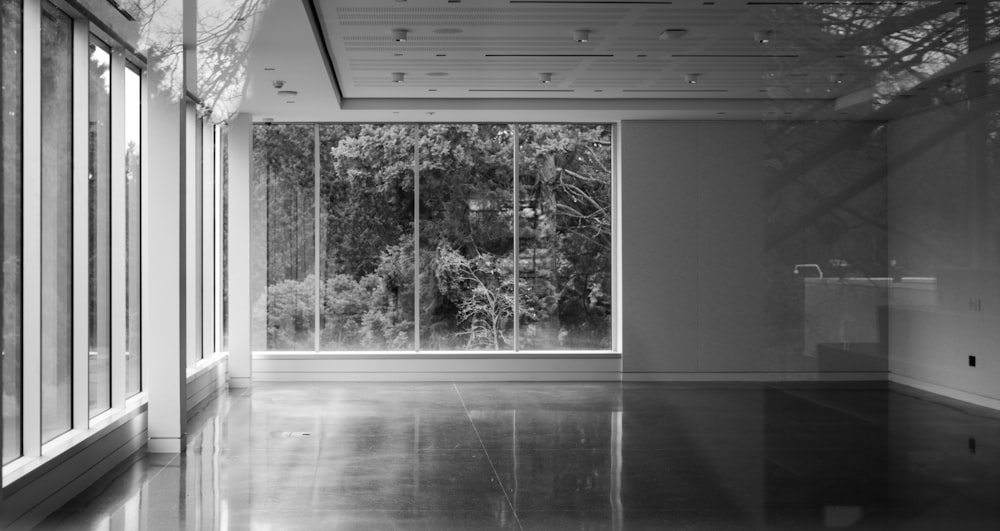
453, 382, 524, 531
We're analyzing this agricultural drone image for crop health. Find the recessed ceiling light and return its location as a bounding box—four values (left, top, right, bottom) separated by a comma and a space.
828, 73, 844, 84
277, 90, 298, 96
264, 67, 276, 71
272, 80, 285, 89
391, 72, 405, 83
539, 72, 553, 84
754, 30, 773, 44
573, 29, 590, 43
659, 29, 688, 40
392, 29, 408, 42
684, 73, 699, 84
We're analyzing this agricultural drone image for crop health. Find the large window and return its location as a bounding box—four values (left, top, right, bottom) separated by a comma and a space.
40, 0, 74, 442
88, 37, 111, 417
253, 123, 613, 352
2, 0, 24, 466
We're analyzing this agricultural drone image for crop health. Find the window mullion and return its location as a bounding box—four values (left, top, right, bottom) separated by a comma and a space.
413, 126, 420, 352
512, 124, 519, 352
313, 123, 320, 353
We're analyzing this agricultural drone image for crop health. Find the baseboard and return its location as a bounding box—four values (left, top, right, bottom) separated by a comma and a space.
622, 371, 888, 382
254, 371, 622, 382
889, 373, 1000, 411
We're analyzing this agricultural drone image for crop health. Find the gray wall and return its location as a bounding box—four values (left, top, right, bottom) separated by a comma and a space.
621, 122, 764, 374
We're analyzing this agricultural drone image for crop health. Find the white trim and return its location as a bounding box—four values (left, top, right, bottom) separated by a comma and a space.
22, 0, 43, 460
889, 373, 1000, 411
147, 438, 182, 454
622, 371, 888, 382
255, 372, 621, 382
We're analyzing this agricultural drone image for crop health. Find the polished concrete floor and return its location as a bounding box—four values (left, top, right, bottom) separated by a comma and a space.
35, 381, 1000, 530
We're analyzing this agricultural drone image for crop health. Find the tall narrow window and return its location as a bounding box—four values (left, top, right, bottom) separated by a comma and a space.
88, 37, 112, 417
2, 0, 24, 465
124, 63, 141, 397
194, 113, 204, 361
253, 124, 315, 350
419, 124, 515, 351
318, 124, 415, 350
517, 125, 613, 350
218, 125, 228, 353
40, 1, 74, 441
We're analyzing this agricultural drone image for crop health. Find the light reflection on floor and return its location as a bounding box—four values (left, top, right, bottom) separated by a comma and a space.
36, 381, 1000, 530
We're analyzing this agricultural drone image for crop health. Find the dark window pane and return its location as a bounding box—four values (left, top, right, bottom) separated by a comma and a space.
41, 1, 73, 441
318, 124, 415, 350
2, 0, 24, 465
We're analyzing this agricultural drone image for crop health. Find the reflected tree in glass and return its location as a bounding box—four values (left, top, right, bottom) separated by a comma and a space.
40, 1, 73, 442
2, 0, 23, 465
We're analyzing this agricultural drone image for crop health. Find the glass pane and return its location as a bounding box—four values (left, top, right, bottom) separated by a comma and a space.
88, 38, 112, 417
516, 125, 613, 350
194, 113, 204, 361
2, 0, 23, 465
318, 124, 415, 350
253, 124, 315, 350
41, 1, 73, 441
419, 124, 515, 351
125, 64, 141, 397
220, 125, 228, 352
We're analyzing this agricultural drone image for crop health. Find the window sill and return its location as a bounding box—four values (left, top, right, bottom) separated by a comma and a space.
2, 394, 148, 489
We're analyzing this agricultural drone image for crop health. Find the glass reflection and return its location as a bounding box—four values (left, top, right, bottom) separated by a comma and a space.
40, 0, 74, 443
1, 0, 23, 466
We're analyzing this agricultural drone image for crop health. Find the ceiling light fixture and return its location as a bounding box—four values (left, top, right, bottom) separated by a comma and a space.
277, 90, 298, 96
659, 28, 688, 40
391, 72, 405, 83
754, 30, 773, 44
684, 73, 699, 84
828, 73, 844, 85
573, 29, 590, 43
539, 72, 553, 84
392, 29, 408, 42
272, 80, 285, 89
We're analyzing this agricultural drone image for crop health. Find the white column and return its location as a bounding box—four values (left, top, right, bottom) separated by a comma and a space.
227, 113, 253, 388
144, 62, 187, 454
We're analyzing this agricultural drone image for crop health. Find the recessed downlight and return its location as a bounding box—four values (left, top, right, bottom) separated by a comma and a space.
277, 90, 298, 96
684, 73, 699, 84
573, 29, 590, 43
753, 30, 773, 44
539, 72, 553, 84
659, 29, 688, 40
392, 29, 408, 42
391, 72, 406, 83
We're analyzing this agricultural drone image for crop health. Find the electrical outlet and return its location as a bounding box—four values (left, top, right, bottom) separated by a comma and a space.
969, 355, 977, 367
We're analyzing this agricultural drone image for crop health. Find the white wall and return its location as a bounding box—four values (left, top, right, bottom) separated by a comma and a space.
887, 93, 1000, 406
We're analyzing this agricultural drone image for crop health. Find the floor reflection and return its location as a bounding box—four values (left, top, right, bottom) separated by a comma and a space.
36, 381, 1000, 530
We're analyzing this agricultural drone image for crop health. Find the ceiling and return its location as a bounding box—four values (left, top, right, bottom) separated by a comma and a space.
239, 0, 997, 122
